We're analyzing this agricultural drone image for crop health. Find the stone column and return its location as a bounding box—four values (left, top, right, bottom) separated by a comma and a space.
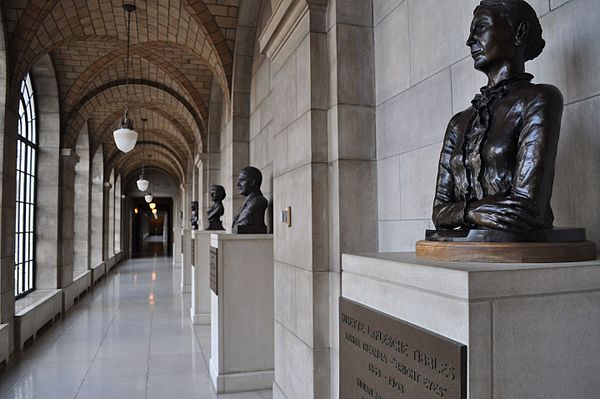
172, 190, 182, 267
325, 2, 378, 397
0, 98, 19, 352
219, 81, 249, 230
58, 148, 80, 289
259, 2, 331, 398
181, 229, 192, 293
102, 182, 112, 262
207, 79, 222, 226
181, 166, 193, 291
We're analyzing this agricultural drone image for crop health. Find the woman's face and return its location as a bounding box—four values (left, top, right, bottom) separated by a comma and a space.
467, 7, 517, 71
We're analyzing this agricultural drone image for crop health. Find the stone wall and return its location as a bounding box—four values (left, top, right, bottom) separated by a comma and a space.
374, 0, 600, 251
249, 6, 273, 233
90, 148, 104, 267
74, 125, 90, 276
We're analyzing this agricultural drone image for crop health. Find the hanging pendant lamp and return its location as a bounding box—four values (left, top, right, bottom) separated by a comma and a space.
136, 117, 149, 191
113, 4, 137, 153
144, 193, 153, 203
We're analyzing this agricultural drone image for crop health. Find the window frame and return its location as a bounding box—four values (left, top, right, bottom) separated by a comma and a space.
14, 73, 38, 299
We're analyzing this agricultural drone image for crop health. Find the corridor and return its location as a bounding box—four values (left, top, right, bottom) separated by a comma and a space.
0, 257, 272, 399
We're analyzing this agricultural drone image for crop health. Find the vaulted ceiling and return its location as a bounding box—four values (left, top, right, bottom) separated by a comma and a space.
2, 0, 241, 184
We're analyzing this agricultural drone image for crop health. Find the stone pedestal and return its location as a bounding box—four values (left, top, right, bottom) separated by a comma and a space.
191, 230, 224, 325
342, 252, 600, 399
173, 228, 182, 266
181, 229, 192, 293
209, 233, 274, 393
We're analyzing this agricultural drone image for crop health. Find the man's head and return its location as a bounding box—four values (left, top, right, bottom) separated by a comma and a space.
237, 166, 262, 196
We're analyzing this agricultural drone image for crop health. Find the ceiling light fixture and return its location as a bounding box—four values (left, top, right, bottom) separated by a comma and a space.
136, 117, 149, 191
144, 193, 153, 203
149, 202, 156, 210
113, 4, 137, 153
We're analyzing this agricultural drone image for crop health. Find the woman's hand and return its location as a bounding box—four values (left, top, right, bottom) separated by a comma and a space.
465, 197, 540, 232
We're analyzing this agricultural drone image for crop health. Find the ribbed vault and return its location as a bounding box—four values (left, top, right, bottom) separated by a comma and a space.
3, 0, 241, 181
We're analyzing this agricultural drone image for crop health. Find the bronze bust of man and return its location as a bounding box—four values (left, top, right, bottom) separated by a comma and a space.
432, 0, 564, 239
206, 185, 225, 231
232, 167, 268, 234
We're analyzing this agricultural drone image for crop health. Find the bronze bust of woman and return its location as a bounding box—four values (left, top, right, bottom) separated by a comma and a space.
206, 185, 226, 231
432, 0, 563, 236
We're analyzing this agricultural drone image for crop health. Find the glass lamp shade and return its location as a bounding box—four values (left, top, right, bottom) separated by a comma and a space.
144, 193, 153, 203
136, 176, 149, 192
151, 208, 158, 215
113, 126, 138, 153
149, 202, 156, 210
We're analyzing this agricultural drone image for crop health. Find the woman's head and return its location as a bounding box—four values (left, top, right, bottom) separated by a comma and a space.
210, 185, 226, 201
468, 0, 545, 70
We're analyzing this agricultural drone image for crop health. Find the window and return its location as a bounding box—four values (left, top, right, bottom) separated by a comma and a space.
15, 73, 37, 298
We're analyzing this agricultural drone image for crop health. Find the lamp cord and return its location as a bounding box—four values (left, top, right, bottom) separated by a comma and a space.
124, 7, 131, 118
141, 119, 145, 176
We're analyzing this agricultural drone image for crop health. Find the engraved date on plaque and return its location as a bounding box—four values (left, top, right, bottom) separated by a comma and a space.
339, 298, 466, 399
210, 247, 218, 295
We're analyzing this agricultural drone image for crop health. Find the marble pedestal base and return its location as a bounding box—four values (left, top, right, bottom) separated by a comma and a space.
190, 230, 224, 325
180, 229, 192, 293
342, 252, 600, 399
209, 233, 274, 393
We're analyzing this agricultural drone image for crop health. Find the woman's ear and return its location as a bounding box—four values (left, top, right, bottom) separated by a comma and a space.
515, 21, 528, 48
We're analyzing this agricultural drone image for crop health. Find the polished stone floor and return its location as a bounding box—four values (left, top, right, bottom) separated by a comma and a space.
0, 255, 272, 399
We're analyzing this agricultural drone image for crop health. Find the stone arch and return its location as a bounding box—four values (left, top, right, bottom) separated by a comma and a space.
10, 2, 230, 100
109, 141, 186, 178
74, 123, 91, 277
94, 108, 194, 162
62, 43, 213, 120
179, 0, 236, 85
90, 146, 104, 268
118, 149, 185, 186
123, 166, 181, 195
65, 84, 201, 152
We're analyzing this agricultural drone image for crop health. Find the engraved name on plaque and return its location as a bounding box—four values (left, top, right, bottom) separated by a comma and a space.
210, 246, 218, 295
340, 298, 466, 399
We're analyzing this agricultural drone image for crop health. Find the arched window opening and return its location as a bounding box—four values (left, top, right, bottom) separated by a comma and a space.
15, 73, 37, 298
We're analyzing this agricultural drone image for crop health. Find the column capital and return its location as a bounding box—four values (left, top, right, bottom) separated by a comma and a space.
258, 0, 326, 60
60, 148, 80, 167
103, 182, 113, 190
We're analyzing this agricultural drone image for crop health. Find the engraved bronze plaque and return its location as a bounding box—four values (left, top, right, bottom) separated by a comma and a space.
340, 298, 466, 399
210, 246, 218, 295
191, 236, 196, 267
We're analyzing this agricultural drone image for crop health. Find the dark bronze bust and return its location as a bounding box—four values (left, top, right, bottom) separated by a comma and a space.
232, 167, 268, 234
206, 185, 225, 231
191, 201, 199, 230
430, 0, 569, 241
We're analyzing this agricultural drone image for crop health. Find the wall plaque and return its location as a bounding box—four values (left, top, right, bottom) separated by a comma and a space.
210, 246, 218, 295
191, 236, 195, 267
340, 298, 466, 399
